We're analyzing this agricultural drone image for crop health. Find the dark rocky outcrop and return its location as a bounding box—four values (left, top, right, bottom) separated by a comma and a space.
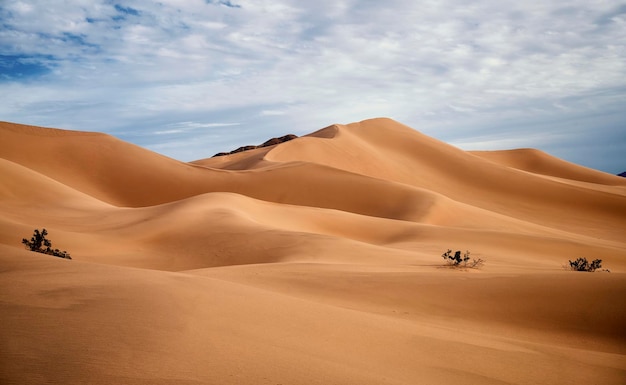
213, 134, 298, 157
618, 171, 626, 178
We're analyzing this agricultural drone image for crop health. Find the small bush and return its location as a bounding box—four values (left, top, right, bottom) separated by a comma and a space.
569, 257, 602, 272
441, 249, 484, 268
22, 228, 71, 259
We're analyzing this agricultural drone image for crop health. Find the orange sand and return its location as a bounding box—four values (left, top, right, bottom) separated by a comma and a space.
1, 118, 625, 384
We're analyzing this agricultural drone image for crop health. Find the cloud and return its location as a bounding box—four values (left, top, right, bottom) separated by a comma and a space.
595, 4, 626, 26
154, 121, 240, 134
0, 0, 625, 172
113, 4, 141, 17
210, 0, 241, 8
260, 110, 286, 116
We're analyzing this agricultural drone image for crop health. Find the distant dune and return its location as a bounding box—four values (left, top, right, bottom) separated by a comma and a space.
1, 118, 625, 385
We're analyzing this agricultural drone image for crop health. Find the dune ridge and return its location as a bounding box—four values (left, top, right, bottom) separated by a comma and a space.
471, 148, 626, 186
1, 118, 625, 384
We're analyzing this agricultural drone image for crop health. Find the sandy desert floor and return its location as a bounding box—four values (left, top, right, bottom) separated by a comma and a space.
1, 117, 625, 384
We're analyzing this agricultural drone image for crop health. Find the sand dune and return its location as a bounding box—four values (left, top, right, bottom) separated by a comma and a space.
1, 118, 625, 384
263, 119, 626, 241
471, 148, 626, 185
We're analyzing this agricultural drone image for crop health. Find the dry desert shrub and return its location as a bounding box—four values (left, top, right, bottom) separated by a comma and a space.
22, 228, 71, 260
568, 257, 605, 272
441, 249, 484, 269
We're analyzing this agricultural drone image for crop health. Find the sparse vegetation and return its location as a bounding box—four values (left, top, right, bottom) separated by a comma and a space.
22, 228, 71, 259
441, 249, 484, 268
568, 257, 604, 272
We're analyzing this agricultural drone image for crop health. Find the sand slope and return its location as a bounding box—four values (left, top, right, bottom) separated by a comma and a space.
1, 118, 625, 384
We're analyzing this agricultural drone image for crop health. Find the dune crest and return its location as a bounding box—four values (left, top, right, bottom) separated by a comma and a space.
471, 148, 626, 186
1, 118, 625, 385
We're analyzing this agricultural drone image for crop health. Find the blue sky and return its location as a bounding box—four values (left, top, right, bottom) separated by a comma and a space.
1, 1, 625, 173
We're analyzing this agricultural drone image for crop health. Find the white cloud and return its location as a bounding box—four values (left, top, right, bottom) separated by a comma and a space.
260, 110, 286, 116
1, 0, 625, 172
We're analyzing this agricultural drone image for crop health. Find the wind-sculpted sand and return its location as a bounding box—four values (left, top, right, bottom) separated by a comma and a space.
1, 118, 625, 384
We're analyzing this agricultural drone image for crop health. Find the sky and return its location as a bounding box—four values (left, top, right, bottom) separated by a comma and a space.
1, 0, 625, 174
